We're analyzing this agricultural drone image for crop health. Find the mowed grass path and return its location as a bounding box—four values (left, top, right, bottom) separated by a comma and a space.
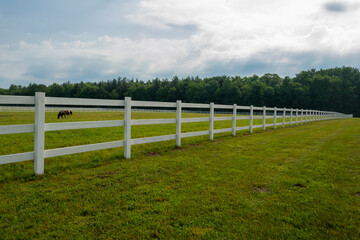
0, 112, 359, 239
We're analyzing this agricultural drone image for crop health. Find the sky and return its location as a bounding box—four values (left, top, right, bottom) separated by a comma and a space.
0, 0, 359, 88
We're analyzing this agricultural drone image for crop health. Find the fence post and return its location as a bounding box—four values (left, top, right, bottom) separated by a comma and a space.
176, 100, 182, 147
290, 108, 293, 127
232, 104, 237, 136
124, 97, 131, 159
318, 110, 320, 121
273, 107, 277, 129
314, 110, 316, 121
313, 110, 315, 122
250, 105, 253, 133
296, 109, 298, 126
317, 110, 319, 121
263, 106, 266, 131
34, 92, 45, 175
210, 102, 214, 140
282, 108, 286, 128
311, 110, 313, 122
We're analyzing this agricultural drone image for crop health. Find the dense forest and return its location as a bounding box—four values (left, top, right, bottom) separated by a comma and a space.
1, 66, 359, 117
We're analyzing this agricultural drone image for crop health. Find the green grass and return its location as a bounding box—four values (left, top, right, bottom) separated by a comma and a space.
0, 112, 359, 239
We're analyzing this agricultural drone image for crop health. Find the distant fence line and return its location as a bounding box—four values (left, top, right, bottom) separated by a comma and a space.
0, 93, 352, 175
0, 105, 346, 116
0, 105, 272, 115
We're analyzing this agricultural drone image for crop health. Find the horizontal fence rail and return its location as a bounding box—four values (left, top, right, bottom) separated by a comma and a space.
0, 93, 353, 175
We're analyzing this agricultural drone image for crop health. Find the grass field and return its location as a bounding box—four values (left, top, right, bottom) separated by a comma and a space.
0, 112, 359, 239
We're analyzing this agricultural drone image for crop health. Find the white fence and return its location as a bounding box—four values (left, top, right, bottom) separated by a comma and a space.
0, 93, 352, 175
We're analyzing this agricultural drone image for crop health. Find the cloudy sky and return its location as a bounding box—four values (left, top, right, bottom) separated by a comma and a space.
0, 0, 359, 88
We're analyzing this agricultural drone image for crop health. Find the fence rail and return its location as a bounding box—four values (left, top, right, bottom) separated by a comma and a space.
0, 93, 353, 175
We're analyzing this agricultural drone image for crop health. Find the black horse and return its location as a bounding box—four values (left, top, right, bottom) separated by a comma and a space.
58, 110, 72, 119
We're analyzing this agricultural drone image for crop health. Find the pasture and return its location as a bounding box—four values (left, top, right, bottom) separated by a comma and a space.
0, 111, 359, 239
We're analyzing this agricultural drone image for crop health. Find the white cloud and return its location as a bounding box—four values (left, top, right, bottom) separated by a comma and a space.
0, 36, 208, 87
1, 0, 360, 88
129, 0, 360, 54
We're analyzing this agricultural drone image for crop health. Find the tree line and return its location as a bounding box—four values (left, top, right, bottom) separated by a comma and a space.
1, 66, 359, 116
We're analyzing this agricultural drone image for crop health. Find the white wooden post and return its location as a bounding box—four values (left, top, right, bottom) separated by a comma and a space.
34, 92, 45, 175
301, 109, 303, 124
282, 108, 286, 128
317, 110, 319, 121
273, 107, 277, 129
290, 108, 293, 127
250, 105, 253, 133
311, 110, 313, 122
232, 104, 237, 136
262, 106, 266, 131
295, 109, 298, 126
210, 102, 214, 140
313, 110, 315, 122
312, 110, 314, 122
176, 100, 182, 147
124, 97, 131, 159
305, 110, 308, 123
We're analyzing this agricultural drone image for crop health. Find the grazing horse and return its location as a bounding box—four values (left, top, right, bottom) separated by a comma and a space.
58, 110, 72, 119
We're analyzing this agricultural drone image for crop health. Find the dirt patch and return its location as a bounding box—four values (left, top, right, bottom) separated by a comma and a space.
253, 187, 270, 193
212, 139, 224, 142
355, 192, 360, 197
189, 144, 201, 147
97, 172, 116, 179
145, 152, 161, 157
149, 232, 160, 239
294, 183, 305, 188
171, 147, 186, 152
